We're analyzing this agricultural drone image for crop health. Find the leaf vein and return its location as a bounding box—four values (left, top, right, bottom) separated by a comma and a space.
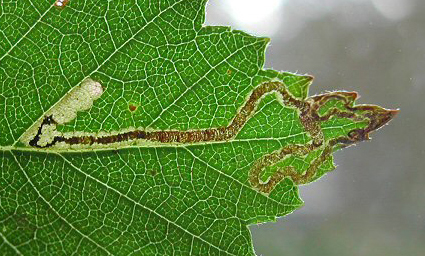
56, 151, 237, 256
10, 151, 113, 256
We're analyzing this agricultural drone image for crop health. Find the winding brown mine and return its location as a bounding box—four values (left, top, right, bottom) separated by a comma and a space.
24, 80, 398, 193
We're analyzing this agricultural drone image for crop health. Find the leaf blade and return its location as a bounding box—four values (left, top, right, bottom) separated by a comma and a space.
0, 1, 397, 255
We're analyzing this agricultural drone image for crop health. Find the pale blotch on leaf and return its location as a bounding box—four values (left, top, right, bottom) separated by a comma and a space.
50, 78, 103, 125
20, 78, 103, 146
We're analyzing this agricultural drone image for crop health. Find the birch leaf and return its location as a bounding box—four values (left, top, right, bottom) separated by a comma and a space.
0, 1, 397, 255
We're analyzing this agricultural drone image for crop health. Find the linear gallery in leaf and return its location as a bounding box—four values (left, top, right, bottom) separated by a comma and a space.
0, 0, 397, 255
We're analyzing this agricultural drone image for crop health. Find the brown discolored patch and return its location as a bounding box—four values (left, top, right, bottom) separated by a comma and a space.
129, 104, 138, 112
227, 69, 232, 75
8, 213, 37, 233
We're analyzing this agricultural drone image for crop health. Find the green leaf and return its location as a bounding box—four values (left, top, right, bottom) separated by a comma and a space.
0, 1, 397, 255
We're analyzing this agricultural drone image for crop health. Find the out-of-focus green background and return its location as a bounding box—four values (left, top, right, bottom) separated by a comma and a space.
206, 0, 425, 255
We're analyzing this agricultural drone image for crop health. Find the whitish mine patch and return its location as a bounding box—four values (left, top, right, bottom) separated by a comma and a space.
20, 78, 104, 147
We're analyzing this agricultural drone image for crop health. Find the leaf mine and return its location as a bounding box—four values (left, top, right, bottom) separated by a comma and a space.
23, 80, 397, 193
0, 1, 400, 254
21, 78, 103, 148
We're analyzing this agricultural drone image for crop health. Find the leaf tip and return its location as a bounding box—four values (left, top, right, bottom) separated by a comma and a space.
305, 75, 314, 82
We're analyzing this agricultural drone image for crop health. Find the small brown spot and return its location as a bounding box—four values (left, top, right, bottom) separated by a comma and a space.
227, 69, 232, 75
129, 104, 137, 112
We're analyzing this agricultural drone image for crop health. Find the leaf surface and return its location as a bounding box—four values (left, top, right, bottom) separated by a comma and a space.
0, 1, 396, 255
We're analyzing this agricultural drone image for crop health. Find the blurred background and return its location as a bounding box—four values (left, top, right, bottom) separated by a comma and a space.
206, 0, 425, 255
